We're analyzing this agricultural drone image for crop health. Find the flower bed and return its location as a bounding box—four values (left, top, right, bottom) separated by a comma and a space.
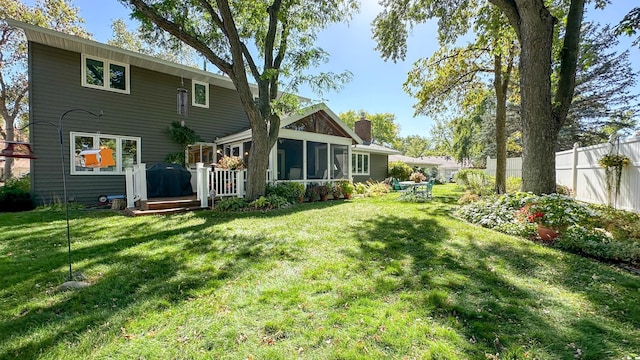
456, 192, 640, 266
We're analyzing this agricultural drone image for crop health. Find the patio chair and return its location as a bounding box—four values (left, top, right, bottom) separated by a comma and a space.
416, 179, 434, 199
392, 178, 407, 191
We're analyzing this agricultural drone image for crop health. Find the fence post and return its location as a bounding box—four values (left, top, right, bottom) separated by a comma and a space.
196, 162, 203, 201
136, 163, 147, 201
237, 170, 244, 198
125, 167, 134, 208
572, 143, 579, 198
200, 166, 209, 208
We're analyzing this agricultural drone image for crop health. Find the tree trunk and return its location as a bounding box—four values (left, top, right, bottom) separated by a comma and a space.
3, 121, 15, 181
493, 54, 507, 194
518, 2, 557, 194
246, 122, 270, 200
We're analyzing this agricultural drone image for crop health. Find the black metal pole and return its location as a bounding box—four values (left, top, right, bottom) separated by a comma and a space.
57, 109, 103, 281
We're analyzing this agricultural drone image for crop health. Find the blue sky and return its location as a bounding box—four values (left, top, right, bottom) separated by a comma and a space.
26, 0, 640, 137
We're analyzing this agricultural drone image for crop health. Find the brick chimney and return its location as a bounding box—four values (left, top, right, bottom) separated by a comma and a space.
354, 112, 372, 145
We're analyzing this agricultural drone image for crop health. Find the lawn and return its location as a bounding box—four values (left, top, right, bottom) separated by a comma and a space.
1, 185, 639, 359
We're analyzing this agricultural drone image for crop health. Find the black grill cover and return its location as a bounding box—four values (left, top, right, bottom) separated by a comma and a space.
146, 163, 193, 198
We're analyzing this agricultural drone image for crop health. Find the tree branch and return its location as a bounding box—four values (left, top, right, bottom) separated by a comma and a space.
487, 0, 521, 39
127, 0, 233, 73
552, 0, 586, 129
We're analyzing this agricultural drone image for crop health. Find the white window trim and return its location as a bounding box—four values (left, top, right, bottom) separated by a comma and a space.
81, 54, 130, 94
70, 131, 141, 175
192, 80, 209, 108
352, 152, 370, 176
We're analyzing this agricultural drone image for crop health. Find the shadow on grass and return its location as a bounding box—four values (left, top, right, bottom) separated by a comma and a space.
345, 199, 640, 358
0, 200, 348, 359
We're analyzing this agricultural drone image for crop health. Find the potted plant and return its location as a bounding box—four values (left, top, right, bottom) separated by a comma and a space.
305, 184, 320, 202
291, 182, 305, 203
338, 180, 355, 199
314, 184, 331, 201
409, 172, 426, 183
598, 153, 630, 207
517, 194, 594, 241
331, 183, 343, 200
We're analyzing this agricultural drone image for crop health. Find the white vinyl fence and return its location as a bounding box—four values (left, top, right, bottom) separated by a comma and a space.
556, 136, 640, 212
485, 156, 523, 178
486, 136, 640, 212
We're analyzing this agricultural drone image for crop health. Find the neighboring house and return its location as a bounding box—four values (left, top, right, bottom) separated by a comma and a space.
0, 158, 30, 180
9, 20, 386, 205
389, 154, 463, 181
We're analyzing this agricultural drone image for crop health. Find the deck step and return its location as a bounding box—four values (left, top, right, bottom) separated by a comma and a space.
142, 199, 210, 210
124, 206, 208, 217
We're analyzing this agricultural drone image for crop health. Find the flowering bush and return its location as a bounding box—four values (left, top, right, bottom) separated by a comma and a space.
519, 194, 596, 230
217, 155, 245, 170
409, 172, 426, 182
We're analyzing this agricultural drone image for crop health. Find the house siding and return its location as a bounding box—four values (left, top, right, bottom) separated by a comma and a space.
353, 153, 388, 183
29, 42, 249, 205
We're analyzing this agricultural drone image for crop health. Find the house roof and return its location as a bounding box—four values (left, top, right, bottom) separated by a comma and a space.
353, 143, 401, 155
215, 103, 362, 145
389, 155, 462, 169
6, 19, 307, 102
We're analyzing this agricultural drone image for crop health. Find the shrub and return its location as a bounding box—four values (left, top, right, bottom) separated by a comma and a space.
305, 184, 320, 201
215, 197, 249, 211
338, 180, 355, 197
388, 161, 413, 180
457, 191, 480, 205
331, 184, 343, 199
313, 184, 331, 198
266, 194, 290, 209
557, 225, 640, 264
523, 194, 596, 230
506, 176, 522, 193
364, 181, 390, 197
266, 182, 304, 203
398, 191, 431, 203
0, 175, 34, 212
354, 182, 367, 194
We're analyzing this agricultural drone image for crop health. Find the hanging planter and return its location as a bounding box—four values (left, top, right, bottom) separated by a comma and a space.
598, 153, 630, 207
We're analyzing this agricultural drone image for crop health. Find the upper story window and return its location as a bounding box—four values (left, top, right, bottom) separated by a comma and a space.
192, 80, 209, 108
352, 152, 369, 175
82, 54, 130, 94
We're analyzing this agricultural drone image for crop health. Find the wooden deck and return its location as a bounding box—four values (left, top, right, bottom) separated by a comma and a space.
124, 195, 212, 216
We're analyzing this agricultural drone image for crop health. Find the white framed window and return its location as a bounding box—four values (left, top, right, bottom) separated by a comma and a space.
192, 80, 209, 108
352, 152, 369, 175
71, 132, 140, 175
81, 54, 130, 94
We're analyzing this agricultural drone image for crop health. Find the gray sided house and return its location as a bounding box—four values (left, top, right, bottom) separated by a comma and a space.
11, 20, 395, 205
11, 20, 251, 205
350, 117, 400, 183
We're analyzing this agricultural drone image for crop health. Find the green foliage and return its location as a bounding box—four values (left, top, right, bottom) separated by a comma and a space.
305, 184, 320, 201
506, 176, 522, 193
363, 181, 391, 197
354, 182, 367, 195
339, 110, 400, 145
398, 191, 432, 203
338, 180, 354, 196
558, 225, 640, 264
0, 175, 34, 212
388, 161, 413, 180
166, 121, 202, 147
164, 151, 186, 166
455, 169, 488, 188
312, 184, 331, 198
266, 182, 304, 203
458, 191, 640, 265
215, 197, 249, 211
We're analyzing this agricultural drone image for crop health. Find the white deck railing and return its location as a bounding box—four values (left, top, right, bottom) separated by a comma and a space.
125, 163, 148, 208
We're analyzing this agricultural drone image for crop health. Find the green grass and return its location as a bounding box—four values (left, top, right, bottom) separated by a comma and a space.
1, 184, 639, 359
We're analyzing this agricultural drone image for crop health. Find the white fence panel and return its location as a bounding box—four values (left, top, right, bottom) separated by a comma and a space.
485, 156, 523, 178
556, 137, 640, 212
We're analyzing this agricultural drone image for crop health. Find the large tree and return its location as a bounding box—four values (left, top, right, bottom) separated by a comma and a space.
121, 0, 357, 200
397, 6, 518, 193
374, 0, 604, 194
0, 0, 88, 181
338, 110, 400, 146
